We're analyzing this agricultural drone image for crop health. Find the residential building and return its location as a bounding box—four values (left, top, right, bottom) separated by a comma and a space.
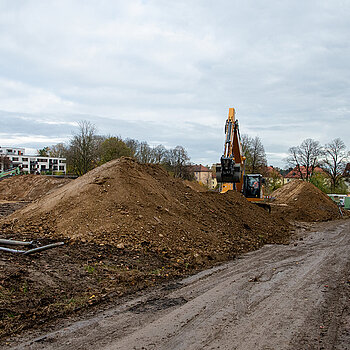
0, 146, 66, 174
190, 164, 217, 189
283, 166, 325, 184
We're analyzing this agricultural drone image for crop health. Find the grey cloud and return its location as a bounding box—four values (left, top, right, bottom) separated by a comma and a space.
0, 0, 349, 168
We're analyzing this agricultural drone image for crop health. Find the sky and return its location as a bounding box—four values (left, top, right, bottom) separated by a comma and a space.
0, 0, 349, 168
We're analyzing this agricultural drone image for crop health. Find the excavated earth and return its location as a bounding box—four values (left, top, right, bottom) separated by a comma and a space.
0, 175, 71, 218
0, 175, 71, 202
271, 180, 342, 222
0, 159, 345, 342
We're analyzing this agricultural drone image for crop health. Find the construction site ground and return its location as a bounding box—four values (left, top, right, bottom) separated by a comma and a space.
3, 219, 350, 350
0, 159, 348, 349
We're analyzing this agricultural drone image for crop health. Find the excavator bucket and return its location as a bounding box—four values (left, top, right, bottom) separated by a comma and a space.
216, 157, 241, 183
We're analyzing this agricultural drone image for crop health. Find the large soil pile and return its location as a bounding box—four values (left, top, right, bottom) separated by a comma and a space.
0, 175, 71, 201
7, 158, 290, 254
272, 180, 341, 222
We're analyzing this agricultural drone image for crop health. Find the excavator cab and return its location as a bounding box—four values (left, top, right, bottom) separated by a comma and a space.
243, 174, 263, 199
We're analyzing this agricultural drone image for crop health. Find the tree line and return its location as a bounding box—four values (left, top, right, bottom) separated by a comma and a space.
239, 134, 349, 194
27, 121, 350, 194
286, 138, 349, 193
39, 121, 193, 179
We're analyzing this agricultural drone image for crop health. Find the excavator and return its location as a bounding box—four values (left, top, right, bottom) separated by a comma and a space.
215, 107, 271, 212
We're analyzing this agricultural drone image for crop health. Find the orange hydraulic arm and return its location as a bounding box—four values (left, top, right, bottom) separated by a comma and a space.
219, 108, 245, 193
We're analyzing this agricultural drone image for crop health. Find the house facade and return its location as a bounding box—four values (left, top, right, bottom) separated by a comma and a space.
0, 146, 66, 174
190, 164, 217, 189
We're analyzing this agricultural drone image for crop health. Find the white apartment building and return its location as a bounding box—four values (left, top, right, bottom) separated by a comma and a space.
0, 146, 66, 174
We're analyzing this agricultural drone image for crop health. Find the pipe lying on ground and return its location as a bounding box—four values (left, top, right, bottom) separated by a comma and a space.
0, 246, 25, 253
0, 242, 64, 255
24, 242, 64, 255
0, 239, 33, 246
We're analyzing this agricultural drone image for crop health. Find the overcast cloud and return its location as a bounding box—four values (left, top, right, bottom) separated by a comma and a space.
0, 0, 349, 166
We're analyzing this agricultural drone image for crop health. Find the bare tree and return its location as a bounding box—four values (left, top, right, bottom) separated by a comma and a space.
124, 138, 139, 157
136, 141, 155, 164
241, 134, 267, 173
167, 145, 191, 179
250, 136, 267, 173
322, 138, 349, 191
241, 134, 253, 161
152, 145, 167, 164
68, 121, 98, 176
0, 155, 11, 171
49, 143, 68, 158
287, 138, 322, 181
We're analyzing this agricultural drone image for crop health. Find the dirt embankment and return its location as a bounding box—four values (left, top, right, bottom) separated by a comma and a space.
7, 158, 290, 250
271, 180, 342, 222
0, 158, 290, 339
0, 175, 71, 202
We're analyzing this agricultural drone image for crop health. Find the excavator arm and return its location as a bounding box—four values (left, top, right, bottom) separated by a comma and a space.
216, 108, 245, 193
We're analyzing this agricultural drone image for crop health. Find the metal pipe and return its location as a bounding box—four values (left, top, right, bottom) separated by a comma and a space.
0, 239, 33, 246
24, 242, 64, 255
0, 246, 25, 253
0, 242, 64, 255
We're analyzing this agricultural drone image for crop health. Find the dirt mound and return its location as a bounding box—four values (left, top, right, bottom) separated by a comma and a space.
0, 175, 71, 201
7, 158, 289, 249
272, 180, 341, 222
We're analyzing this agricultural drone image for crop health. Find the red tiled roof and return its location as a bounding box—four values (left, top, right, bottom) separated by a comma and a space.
189, 164, 211, 172
265, 166, 282, 177
285, 166, 325, 179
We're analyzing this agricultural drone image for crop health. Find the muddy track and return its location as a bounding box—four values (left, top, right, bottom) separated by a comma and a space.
5, 219, 350, 350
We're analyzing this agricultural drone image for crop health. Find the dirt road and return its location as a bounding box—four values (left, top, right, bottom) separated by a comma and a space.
6, 219, 350, 350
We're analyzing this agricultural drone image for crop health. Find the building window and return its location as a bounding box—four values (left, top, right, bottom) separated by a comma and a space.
22, 158, 28, 161
41, 165, 46, 170
53, 165, 58, 170
59, 165, 65, 171
12, 157, 19, 161
37, 158, 48, 162
59, 160, 66, 163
